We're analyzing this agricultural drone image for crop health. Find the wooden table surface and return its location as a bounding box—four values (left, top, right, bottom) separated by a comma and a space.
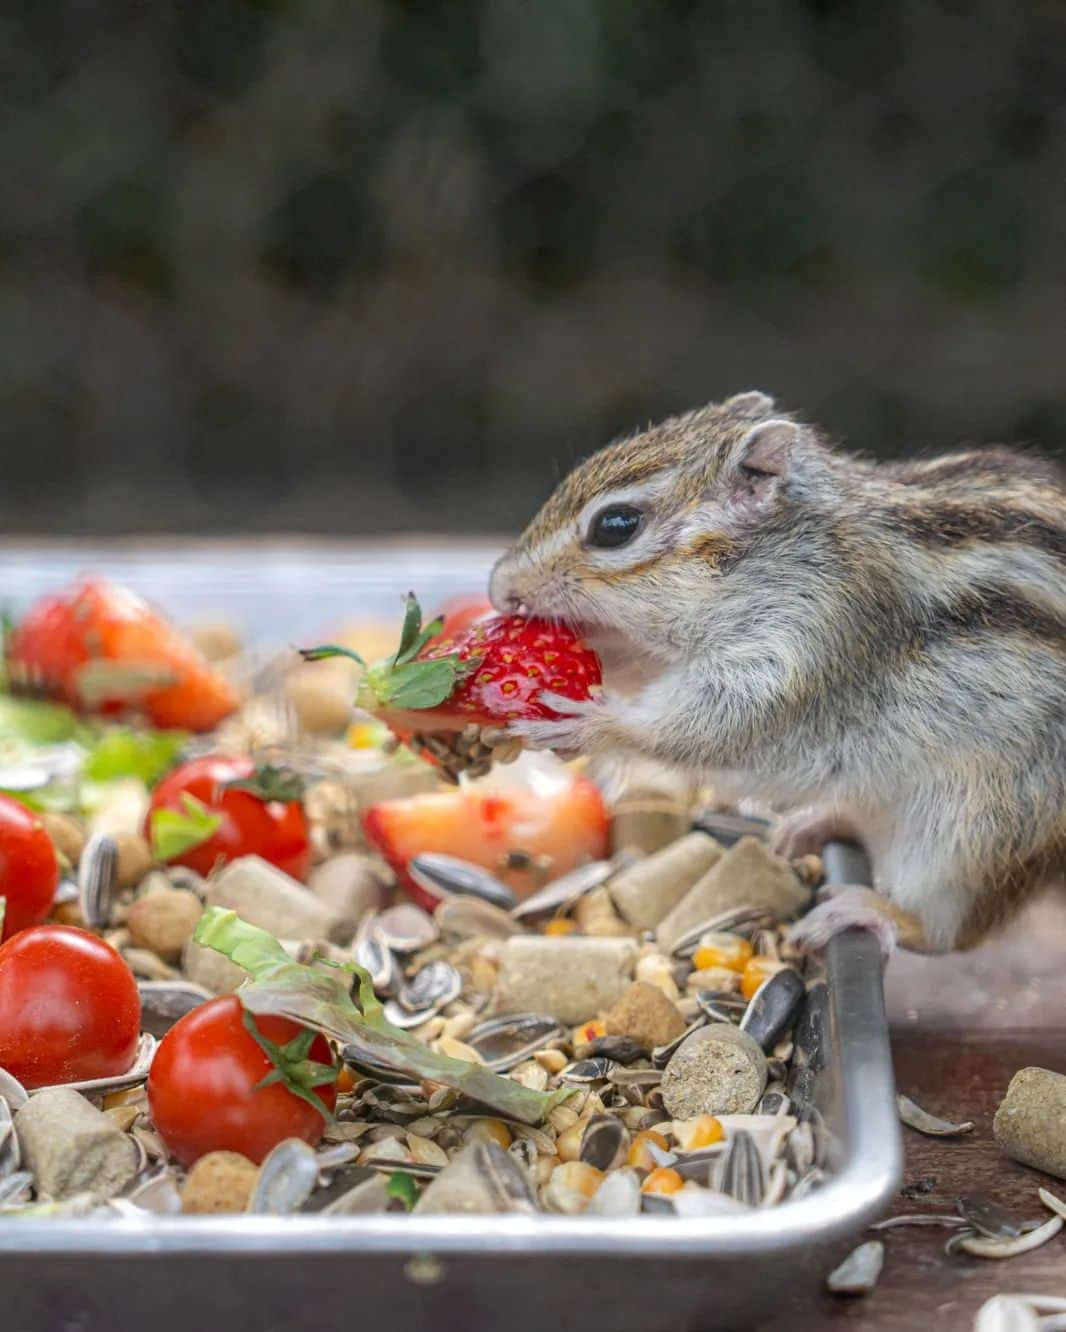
764, 897, 1066, 1332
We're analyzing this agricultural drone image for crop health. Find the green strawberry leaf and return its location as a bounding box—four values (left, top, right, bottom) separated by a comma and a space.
297, 644, 366, 668
393, 593, 424, 666
406, 615, 445, 662
394, 594, 445, 668
149, 792, 222, 861
376, 658, 463, 710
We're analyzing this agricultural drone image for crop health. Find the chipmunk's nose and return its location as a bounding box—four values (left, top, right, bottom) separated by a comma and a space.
488, 557, 527, 617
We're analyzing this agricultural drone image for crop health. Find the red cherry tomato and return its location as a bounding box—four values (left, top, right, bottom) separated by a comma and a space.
147, 995, 337, 1166
145, 754, 311, 880
0, 924, 141, 1089
0, 795, 59, 941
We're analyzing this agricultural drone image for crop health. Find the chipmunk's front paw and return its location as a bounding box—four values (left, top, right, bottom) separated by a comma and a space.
509, 691, 617, 760
772, 806, 861, 858
788, 885, 900, 961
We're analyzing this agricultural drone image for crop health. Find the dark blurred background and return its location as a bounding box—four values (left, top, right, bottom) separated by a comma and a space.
2, 1, 1065, 537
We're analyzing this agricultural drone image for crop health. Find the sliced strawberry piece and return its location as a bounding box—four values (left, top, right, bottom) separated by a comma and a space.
7, 578, 239, 733
301, 593, 601, 737
362, 779, 609, 908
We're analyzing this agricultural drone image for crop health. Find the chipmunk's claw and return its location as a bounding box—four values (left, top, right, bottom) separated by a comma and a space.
508, 691, 607, 759
788, 885, 899, 961
772, 806, 862, 859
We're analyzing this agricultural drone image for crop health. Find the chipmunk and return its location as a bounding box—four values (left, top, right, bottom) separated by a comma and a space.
489, 391, 1066, 955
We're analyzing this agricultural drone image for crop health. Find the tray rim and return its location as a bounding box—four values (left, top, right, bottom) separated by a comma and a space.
0, 930, 900, 1261
0, 543, 901, 1261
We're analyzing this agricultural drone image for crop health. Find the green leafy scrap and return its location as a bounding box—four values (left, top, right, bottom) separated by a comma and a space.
194, 906, 571, 1126
83, 727, 187, 786
149, 792, 222, 861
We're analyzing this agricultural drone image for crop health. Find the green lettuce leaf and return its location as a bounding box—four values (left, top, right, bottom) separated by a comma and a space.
83, 728, 187, 786
194, 906, 570, 1126
150, 793, 222, 860
0, 696, 88, 745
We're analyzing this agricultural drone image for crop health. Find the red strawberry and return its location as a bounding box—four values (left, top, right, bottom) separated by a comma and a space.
431, 594, 493, 640
362, 779, 610, 908
7, 578, 239, 733
301, 594, 601, 736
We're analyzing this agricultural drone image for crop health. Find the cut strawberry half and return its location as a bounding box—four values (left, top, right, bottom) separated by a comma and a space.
361, 778, 610, 908
301, 593, 601, 737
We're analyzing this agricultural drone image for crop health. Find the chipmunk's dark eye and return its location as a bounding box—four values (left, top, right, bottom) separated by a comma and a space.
587, 504, 643, 549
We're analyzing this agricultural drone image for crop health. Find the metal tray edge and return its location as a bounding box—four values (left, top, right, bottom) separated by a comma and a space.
0, 931, 900, 1262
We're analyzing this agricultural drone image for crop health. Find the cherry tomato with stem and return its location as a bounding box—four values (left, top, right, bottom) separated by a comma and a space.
147, 995, 338, 1166
145, 754, 311, 880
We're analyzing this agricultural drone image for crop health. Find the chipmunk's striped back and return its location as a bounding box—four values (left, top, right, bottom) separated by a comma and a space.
492, 393, 1066, 951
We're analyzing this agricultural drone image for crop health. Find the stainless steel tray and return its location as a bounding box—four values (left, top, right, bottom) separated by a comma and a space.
0, 542, 901, 1332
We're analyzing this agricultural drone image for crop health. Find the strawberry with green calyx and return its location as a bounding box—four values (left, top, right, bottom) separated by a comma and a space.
301, 593, 602, 736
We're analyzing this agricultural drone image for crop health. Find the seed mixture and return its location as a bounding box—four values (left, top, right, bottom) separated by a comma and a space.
0, 579, 830, 1221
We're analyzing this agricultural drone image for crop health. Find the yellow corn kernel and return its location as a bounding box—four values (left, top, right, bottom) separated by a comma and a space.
335, 1066, 357, 1095
535, 1153, 561, 1186
554, 1161, 603, 1199
641, 1166, 684, 1196
102, 1086, 144, 1110
572, 1018, 607, 1048
464, 1118, 513, 1150
741, 956, 785, 1000
692, 933, 753, 973
533, 1048, 568, 1075
543, 918, 577, 937
346, 720, 389, 749
674, 1115, 724, 1151
626, 1129, 669, 1171
555, 1118, 589, 1163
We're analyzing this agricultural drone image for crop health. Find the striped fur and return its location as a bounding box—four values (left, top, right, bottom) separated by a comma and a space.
491, 395, 1066, 949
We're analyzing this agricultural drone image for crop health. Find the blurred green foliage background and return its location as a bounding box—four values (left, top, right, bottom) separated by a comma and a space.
1, 0, 1064, 535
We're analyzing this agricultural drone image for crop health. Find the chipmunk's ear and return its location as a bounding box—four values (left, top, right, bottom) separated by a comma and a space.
724, 390, 776, 420
726, 418, 800, 508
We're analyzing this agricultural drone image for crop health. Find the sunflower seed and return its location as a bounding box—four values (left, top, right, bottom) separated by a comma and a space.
29, 1033, 157, 1097
897, 1094, 975, 1137
78, 833, 118, 929
716, 1129, 765, 1206
510, 860, 617, 920
957, 1214, 1063, 1258
375, 904, 438, 953
398, 961, 461, 1014
956, 1194, 1026, 1239
465, 1013, 566, 1073
249, 1139, 320, 1214
826, 1240, 884, 1294
408, 854, 517, 911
